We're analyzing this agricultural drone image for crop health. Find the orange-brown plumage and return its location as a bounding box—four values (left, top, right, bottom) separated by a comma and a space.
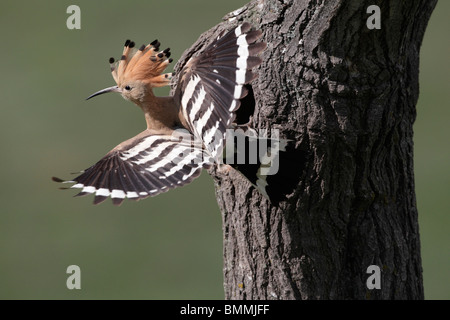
111, 39, 172, 88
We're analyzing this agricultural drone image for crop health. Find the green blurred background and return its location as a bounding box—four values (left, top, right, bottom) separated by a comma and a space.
0, 0, 448, 299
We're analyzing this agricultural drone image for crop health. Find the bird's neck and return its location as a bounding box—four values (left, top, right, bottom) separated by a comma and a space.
138, 95, 179, 132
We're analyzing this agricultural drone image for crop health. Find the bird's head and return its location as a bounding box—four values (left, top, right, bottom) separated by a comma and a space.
86, 39, 173, 105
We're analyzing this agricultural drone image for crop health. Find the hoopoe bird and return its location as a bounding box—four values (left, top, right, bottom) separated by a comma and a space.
53, 23, 270, 206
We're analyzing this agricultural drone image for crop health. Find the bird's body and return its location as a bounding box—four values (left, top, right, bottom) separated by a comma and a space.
53, 23, 274, 205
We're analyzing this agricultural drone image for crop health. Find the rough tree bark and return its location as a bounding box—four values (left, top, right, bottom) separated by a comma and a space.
172, 0, 437, 299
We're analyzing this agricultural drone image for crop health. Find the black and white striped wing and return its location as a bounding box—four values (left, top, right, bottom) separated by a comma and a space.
53, 130, 213, 205
176, 22, 265, 161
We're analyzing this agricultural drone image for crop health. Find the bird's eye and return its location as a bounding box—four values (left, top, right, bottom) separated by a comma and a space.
124, 85, 132, 91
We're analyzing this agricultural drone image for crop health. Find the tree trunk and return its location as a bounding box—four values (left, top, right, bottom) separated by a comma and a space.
172, 0, 437, 300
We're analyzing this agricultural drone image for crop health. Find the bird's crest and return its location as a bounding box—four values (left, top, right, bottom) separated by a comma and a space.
109, 39, 173, 88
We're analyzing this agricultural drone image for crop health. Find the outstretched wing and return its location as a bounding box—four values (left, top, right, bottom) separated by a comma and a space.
53, 129, 213, 206
175, 22, 266, 161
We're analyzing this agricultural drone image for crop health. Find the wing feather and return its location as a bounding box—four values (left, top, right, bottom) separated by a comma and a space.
176, 23, 266, 162
53, 130, 213, 205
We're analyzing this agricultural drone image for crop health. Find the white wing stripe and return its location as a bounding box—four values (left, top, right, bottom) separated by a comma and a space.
236, 34, 249, 69
235, 69, 247, 85
163, 149, 201, 178
202, 120, 222, 159
234, 85, 242, 99
96, 188, 110, 197
181, 75, 201, 107
111, 189, 126, 199
235, 25, 242, 37
126, 191, 139, 198
121, 135, 161, 160
229, 100, 237, 112
131, 141, 175, 165
183, 166, 200, 181
189, 85, 207, 126
195, 102, 215, 138
181, 75, 201, 125
82, 186, 96, 193
203, 121, 220, 146
145, 145, 191, 172
234, 33, 249, 99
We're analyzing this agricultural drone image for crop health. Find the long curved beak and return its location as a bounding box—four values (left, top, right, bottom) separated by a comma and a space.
86, 86, 121, 100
